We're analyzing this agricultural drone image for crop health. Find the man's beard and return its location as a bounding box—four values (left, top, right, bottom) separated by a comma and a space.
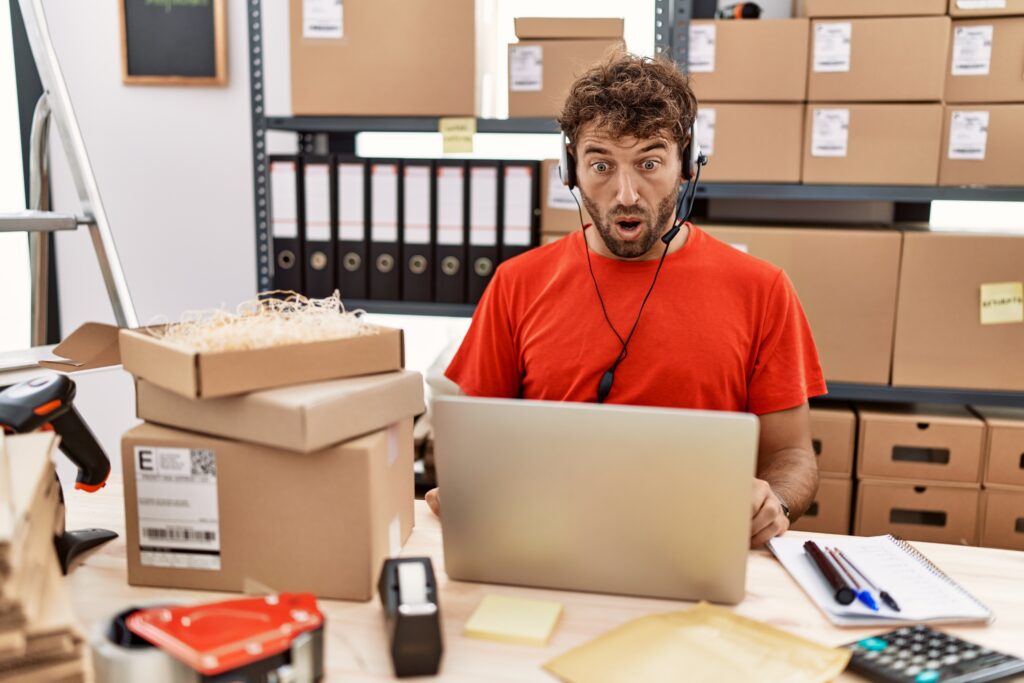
581, 188, 680, 259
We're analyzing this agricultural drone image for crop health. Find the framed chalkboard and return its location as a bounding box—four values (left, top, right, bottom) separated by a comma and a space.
119, 0, 227, 85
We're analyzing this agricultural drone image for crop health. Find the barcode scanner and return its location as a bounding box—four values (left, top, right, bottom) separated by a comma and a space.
0, 375, 117, 572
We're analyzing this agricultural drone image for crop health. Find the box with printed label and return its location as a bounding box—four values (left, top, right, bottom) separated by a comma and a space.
804, 0, 947, 16
122, 420, 414, 600
809, 405, 857, 475
508, 18, 624, 118
949, 0, 1024, 17
790, 475, 853, 534
892, 232, 1024, 391
687, 19, 808, 101
540, 159, 591, 235
940, 106, 1024, 187
946, 19, 1024, 103
807, 17, 950, 102
802, 104, 942, 185
694, 104, 804, 182
135, 370, 425, 453
855, 479, 980, 545
856, 404, 986, 484
119, 324, 404, 399
973, 407, 1024, 488
703, 226, 901, 385
289, 0, 475, 116
979, 487, 1024, 550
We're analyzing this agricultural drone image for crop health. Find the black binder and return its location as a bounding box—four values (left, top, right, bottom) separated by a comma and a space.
368, 159, 401, 301
434, 160, 468, 304
468, 160, 501, 304
400, 160, 434, 302
301, 155, 335, 298
269, 155, 303, 295
334, 156, 369, 300
500, 160, 539, 263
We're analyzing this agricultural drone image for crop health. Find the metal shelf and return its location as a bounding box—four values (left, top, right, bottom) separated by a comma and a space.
265, 116, 560, 135
815, 383, 1024, 408
696, 183, 1024, 203
345, 299, 476, 318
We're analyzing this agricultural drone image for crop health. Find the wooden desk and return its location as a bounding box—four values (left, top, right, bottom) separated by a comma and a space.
67, 476, 1024, 682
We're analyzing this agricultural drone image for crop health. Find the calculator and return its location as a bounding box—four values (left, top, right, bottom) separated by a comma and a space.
844, 625, 1024, 683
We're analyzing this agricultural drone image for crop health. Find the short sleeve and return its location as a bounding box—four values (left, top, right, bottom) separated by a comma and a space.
444, 267, 521, 398
747, 271, 827, 415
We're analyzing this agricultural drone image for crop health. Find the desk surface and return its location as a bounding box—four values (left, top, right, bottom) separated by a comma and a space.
66, 476, 1024, 682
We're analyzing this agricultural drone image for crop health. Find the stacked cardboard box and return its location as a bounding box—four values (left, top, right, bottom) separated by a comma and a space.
854, 404, 985, 545
540, 159, 591, 241
802, 2, 949, 184
972, 407, 1024, 550
687, 19, 808, 182
792, 406, 857, 534
117, 325, 425, 601
0, 433, 87, 682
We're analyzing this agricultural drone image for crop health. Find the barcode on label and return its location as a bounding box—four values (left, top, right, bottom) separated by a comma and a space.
191, 449, 216, 476
142, 527, 217, 542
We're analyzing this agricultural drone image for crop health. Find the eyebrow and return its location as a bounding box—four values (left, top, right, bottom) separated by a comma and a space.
581, 141, 669, 156
581, 144, 610, 156
639, 141, 668, 153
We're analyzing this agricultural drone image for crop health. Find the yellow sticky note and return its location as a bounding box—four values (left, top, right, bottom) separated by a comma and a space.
980, 281, 1024, 325
463, 594, 562, 646
440, 117, 475, 154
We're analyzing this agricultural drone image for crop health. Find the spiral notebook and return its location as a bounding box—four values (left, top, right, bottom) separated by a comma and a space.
767, 535, 993, 627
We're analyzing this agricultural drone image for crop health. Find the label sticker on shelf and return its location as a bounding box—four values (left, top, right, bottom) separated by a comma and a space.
957, 0, 1007, 8
135, 446, 221, 571
547, 168, 578, 211
951, 25, 993, 76
813, 22, 852, 73
811, 108, 850, 158
303, 0, 343, 40
947, 111, 989, 160
439, 117, 476, 155
688, 24, 716, 73
696, 108, 716, 157
980, 282, 1024, 325
510, 46, 543, 92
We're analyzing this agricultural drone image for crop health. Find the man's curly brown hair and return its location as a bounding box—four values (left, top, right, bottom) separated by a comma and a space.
557, 52, 698, 162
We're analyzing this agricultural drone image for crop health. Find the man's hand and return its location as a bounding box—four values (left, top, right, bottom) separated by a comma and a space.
425, 487, 441, 517
750, 478, 789, 548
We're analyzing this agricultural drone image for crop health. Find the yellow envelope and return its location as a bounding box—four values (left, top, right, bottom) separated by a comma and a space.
544, 602, 849, 683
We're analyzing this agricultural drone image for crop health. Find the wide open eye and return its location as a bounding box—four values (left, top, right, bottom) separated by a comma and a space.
641, 159, 660, 171
592, 161, 610, 173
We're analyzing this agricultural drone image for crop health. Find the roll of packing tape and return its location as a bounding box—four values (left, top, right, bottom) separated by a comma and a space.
90, 607, 195, 683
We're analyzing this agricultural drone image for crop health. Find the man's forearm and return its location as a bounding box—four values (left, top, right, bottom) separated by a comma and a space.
757, 447, 819, 520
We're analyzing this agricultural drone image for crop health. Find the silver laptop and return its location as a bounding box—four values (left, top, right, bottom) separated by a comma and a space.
433, 396, 759, 604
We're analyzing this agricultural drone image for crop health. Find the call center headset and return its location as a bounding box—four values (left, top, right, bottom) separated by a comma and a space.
558, 119, 707, 403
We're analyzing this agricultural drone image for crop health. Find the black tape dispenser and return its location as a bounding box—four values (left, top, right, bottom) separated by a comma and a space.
378, 557, 443, 678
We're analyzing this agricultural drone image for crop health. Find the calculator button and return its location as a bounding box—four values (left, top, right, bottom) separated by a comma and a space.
897, 628, 912, 636
912, 655, 927, 664
891, 660, 907, 670
915, 671, 941, 683
961, 650, 978, 660
928, 640, 943, 648
897, 650, 912, 659
859, 638, 889, 651
906, 665, 923, 675
927, 650, 941, 659
878, 655, 893, 665
864, 651, 880, 660
911, 644, 924, 653
925, 660, 940, 669
894, 639, 908, 647
942, 655, 959, 666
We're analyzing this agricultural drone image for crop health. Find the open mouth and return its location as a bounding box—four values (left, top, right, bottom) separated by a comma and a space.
615, 219, 642, 234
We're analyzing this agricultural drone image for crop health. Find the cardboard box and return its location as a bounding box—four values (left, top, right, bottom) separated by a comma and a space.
804, 0, 947, 16
807, 17, 950, 102
855, 479, 980, 545
892, 232, 1024, 391
687, 19, 809, 101
973, 407, 1024, 488
122, 420, 414, 600
119, 324, 404, 399
949, 0, 1024, 17
136, 370, 425, 453
856, 404, 986, 484
540, 159, 591, 234
790, 476, 853, 534
703, 226, 901, 384
940, 105, 1024, 187
508, 18, 624, 118
802, 104, 942, 185
809, 405, 857, 475
979, 487, 1024, 550
697, 104, 804, 182
945, 19, 1024, 104
289, 0, 474, 116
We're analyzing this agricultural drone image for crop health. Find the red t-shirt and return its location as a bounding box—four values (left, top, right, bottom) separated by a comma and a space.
445, 225, 827, 414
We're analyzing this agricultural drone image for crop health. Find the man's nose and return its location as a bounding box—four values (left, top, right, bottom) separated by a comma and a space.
613, 169, 640, 206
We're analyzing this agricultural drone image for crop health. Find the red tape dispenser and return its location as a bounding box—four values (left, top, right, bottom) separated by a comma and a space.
94, 594, 325, 682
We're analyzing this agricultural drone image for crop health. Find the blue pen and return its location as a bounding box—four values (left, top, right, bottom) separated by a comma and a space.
829, 547, 879, 612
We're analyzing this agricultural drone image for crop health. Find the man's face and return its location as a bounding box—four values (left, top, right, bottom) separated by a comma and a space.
574, 122, 684, 260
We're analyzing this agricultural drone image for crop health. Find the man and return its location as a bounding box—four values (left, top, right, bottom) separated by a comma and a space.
427, 53, 826, 548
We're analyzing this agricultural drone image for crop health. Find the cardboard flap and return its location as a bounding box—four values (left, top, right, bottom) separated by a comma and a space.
514, 17, 624, 40
38, 322, 121, 372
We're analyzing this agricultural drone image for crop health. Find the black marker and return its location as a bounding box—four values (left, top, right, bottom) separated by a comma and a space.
804, 541, 855, 605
